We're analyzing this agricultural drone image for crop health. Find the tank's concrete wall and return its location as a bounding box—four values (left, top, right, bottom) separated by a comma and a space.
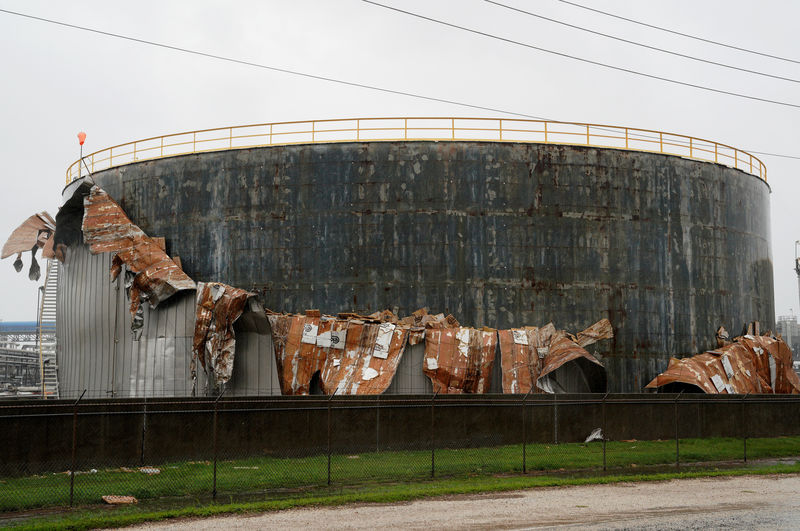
93, 141, 774, 392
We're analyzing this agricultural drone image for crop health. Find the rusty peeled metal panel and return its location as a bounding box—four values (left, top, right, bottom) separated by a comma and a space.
1, 212, 56, 280
267, 309, 423, 395
266, 312, 327, 395
499, 319, 612, 394
191, 281, 253, 391
646, 332, 800, 394
423, 327, 497, 394
82, 186, 195, 319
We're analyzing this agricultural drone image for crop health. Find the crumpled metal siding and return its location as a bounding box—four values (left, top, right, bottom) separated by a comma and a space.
82, 186, 195, 312
267, 311, 414, 395
1, 212, 56, 258
191, 282, 253, 390
499, 319, 612, 394
422, 327, 497, 394
2, 212, 56, 280
646, 333, 800, 394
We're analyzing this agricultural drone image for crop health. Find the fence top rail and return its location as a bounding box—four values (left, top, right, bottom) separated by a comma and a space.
3, 392, 800, 413
65, 117, 766, 184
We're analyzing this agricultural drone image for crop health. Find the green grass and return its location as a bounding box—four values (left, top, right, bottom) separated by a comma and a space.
1, 436, 799, 518
6, 461, 800, 531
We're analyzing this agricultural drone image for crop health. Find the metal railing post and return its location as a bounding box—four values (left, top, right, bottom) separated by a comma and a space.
602, 392, 608, 472
69, 389, 87, 507
431, 390, 439, 478
675, 390, 683, 469
522, 389, 532, 473
742, 392, 749, 462
212, 388, 225, 500
327, 391, 336, 485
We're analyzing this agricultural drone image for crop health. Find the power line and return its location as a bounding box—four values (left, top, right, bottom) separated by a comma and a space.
0, 7, 547, 122
0, 7, 797, 162
559, 0, 800, 66
363, 0, 800, 110
485, 0, 800, 84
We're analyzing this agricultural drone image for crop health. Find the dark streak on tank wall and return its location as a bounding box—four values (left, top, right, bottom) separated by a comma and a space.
91, 141, 774, 392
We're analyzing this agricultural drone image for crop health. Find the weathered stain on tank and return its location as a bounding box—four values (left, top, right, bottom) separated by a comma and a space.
93, 141, 774, 392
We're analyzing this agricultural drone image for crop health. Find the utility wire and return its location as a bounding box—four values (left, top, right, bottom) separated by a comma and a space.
0, 7, 548, 121
559, 0, 800, 66
486, 0, 800, 84
363, 0, 800, 110
0, 7, 797, 161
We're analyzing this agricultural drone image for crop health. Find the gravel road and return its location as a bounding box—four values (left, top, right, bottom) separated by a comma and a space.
127, 474, 800, 530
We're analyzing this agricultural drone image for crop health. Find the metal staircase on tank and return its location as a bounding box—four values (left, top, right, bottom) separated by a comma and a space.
37, 259, 59, 399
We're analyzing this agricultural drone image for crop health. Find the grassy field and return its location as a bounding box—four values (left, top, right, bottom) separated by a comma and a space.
6, 461, 800, 531
2, 435, 798, 515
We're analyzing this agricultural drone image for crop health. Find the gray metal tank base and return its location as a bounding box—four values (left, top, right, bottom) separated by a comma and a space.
91, 141, 774, 392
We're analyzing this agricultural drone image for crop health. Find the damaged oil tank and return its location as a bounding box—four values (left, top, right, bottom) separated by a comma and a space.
57, 120, 774, 393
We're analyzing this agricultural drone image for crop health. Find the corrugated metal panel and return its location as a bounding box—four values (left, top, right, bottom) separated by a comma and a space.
57, 242, 281, 398
57, 243, 194, 398
384, 343, 432, 394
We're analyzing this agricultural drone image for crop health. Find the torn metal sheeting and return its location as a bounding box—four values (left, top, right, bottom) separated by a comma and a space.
191, 282, 253, 389
267, 313, 328, 395
645, 332, 800, 394
423, 327, 497, 394
2, 212, 57, 280
82, 186, 195, 312
499, 319, 612, 394
1, 212, 56, 259
267, 309, 415, 395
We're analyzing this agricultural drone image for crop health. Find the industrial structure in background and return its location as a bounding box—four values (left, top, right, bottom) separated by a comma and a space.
1, 117, 782, 397
777, 314, 800, 359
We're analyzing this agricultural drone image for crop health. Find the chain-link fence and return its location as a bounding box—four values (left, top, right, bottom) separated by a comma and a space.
2, 393, 800, 513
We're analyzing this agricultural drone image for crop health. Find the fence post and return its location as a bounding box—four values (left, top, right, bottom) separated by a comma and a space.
431, 390, 439, 478
69, 389, 87, 507
376, 394, 380, 453
602, 392, 608, 472
212, 388, 226, 500
522, 389, 532, 473
674, 391, 683, 469
327, 389, 336, 486
139, 396, 147, 466
553, 394, 558, 445
742, 392, 749, 462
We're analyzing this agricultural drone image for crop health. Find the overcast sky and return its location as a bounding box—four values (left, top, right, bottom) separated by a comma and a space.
0, 0, 798, 325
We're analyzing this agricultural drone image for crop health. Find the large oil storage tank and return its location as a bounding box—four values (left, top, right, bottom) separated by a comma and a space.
54, 118, 773, 396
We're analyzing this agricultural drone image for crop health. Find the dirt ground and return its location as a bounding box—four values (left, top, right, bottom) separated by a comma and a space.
126, 474, 800, 530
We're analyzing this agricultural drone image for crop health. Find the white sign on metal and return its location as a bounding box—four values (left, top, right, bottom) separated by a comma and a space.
372, 322, 396, 359
721, 356, 735, 379
316, 330, 332, 348
512, 329, 528, 345
301, 322, 319, 344
330, 329, 346, 350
